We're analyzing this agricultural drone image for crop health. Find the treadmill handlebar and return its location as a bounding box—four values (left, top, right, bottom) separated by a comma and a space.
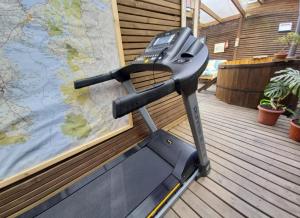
113, 79, 176, 118
74, 72, 114, 89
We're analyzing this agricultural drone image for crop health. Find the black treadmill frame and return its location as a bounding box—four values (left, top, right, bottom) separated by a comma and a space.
23, 27, 210, 218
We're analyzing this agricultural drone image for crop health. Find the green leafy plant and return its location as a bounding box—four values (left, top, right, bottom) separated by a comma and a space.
277, 32, 300, 52
260, 67, 300, 110
259, 98, 285, 110
271, 68, 300, 98
260, 80, 290, 110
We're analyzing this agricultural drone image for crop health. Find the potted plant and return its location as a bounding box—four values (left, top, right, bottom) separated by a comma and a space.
258, 80, 290, 125
258, 68, 293, 125
271, 68, 300, 141
275, 32, 300, 59
289, 108, 300, 142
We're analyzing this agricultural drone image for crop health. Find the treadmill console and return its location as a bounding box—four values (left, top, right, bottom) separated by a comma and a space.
133, 28, 189, 64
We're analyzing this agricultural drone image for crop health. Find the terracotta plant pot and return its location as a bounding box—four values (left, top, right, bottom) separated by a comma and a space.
257, 105, 284, 126
274, 52, 288, 59
289, 119, 300, 142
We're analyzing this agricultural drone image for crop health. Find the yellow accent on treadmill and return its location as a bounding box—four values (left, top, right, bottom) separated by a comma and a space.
146, 183, 181, 218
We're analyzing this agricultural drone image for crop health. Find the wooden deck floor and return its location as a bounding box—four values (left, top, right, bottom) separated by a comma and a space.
164, 92, 300, 218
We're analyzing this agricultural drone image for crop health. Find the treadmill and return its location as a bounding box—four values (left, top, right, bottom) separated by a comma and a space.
22, 27, 210, 218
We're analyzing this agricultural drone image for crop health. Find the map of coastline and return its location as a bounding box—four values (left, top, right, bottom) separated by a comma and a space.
0, 0, 129, 179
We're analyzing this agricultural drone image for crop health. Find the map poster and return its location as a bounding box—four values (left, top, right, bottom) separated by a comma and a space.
0, 0, 132, 186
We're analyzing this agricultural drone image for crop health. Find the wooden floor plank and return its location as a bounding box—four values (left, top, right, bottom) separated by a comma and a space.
180, 116, 300, 157
172, 127, 300, 185
208, 152, 300, 205
189, 182, 245, 218
197, 100, 293, 132
164, 208, 180, 218
208, 170, 296, 218
207, 144, 300, 194
200, 109, 290, 137
198, 108, 297, 144
211, 161, 300, 217
181, 117, 300, 168
197, 95, 292, 128
204, 134, 300, 179
202, 127, 300, 171
210, 132, 300, 185
198, 177, 269, 218
197, 119, 300, 160
185, 109, 300, 155
172, 198, 200, 218
198, 116, 300, 151
170, 128, 300, 194
199, 116, 300, 153
181, 189, 222, 218
179, 123, 300, 175
167, 92, 300, 218
200, 125, 300, 167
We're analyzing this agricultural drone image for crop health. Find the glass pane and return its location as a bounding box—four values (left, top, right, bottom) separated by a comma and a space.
201, 0, 240, 18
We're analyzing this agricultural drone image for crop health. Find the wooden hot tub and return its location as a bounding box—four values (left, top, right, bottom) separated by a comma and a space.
216, 59, 300, 108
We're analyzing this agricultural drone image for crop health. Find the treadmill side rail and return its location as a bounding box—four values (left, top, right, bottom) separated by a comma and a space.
154, 170, 199, 218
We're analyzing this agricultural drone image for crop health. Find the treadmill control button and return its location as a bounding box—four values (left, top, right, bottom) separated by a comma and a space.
175, 58, 187, 64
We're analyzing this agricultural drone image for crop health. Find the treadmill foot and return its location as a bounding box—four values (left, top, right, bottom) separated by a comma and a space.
197, 160, 211, 178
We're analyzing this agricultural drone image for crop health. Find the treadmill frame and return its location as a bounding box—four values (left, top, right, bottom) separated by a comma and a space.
123, 80, 209, 175
122, 80, 209, 217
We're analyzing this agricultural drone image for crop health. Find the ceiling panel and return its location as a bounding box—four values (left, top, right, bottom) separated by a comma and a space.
201, 0, 240, 18
199, 10, 215, 24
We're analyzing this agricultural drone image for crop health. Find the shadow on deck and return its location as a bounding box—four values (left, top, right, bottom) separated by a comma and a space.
164, 91, 300, 218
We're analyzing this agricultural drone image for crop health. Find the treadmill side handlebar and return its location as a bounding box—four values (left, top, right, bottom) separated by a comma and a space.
74, 72, 114, 89
113, 79, 176, 118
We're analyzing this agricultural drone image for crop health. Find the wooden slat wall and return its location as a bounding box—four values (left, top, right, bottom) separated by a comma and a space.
237, 0, 299, 59
199, 0, 299, 60
199, 20, 239, 60
0, 1, 184, 217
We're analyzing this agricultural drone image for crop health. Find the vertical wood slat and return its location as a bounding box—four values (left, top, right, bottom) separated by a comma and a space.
193, 0, 200, 36
0, 0, 184, 217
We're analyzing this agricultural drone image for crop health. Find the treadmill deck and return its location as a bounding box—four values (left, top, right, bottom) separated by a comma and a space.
23, 147, 176, 218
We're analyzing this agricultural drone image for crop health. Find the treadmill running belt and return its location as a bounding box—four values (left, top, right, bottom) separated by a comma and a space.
35, 147, 173, 218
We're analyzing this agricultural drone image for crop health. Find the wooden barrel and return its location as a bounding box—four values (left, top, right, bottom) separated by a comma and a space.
216, 60, 300, 108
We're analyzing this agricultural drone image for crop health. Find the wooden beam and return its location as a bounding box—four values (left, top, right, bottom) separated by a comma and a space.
181, 0, 186, 27
193, 0, 200, 36
222, 14, 241, 22
200, 3, 222, 23
199, 14, 241, 28
231, 0, 246, 17
257, 0, 264, 4
233, 17, 243, 59
200, 21, 218, 28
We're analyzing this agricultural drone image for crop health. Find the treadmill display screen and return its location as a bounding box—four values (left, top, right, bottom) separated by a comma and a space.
153, 34, 175, 46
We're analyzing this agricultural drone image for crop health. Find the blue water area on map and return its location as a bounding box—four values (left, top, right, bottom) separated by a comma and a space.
0, 22, 74, 178
21, 0, 47, 10
91, 0, 108, 11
